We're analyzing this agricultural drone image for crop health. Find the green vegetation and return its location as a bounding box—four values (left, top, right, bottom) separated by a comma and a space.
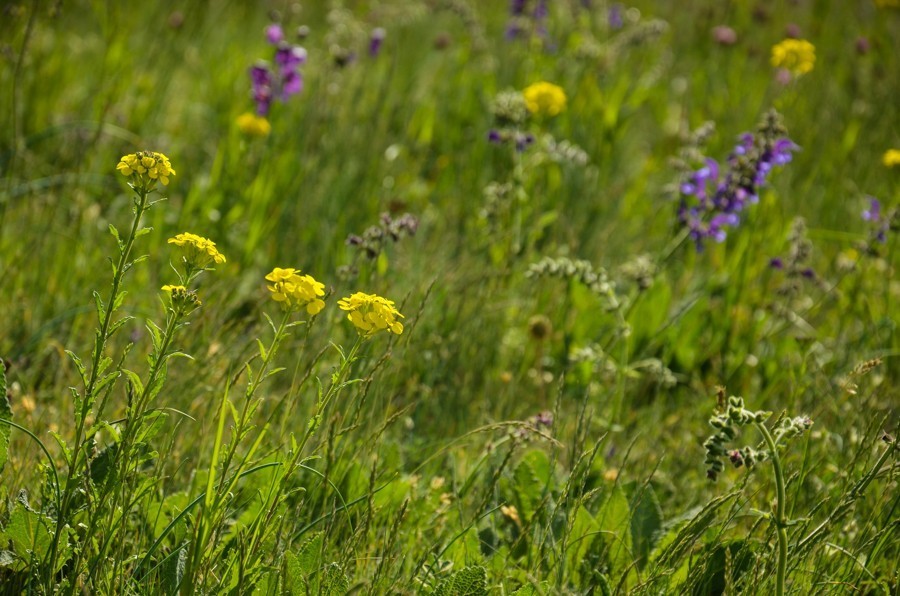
0, 1, 897, 593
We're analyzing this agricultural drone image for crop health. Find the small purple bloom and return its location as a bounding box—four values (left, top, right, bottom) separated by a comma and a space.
281, 70, 303, 98
769, 257, 784, 269
861, 197, 881, 222
488, 129, 503, 143
266, 24, 284, 45
369, 27, 386, 57
608, 3, 624, 29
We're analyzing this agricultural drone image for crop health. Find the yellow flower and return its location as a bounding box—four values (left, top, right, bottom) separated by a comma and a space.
265, 267, 326, 315
337, 292, 404, 337
236, 112, 272, 137
116, 151, 176, 187
168, 232, 227, 268
523, 82, 567, 117
770, 39, 815, 76
882, 149, 900, 168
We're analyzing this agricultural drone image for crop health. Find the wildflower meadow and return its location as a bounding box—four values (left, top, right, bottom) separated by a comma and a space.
1, 2, 899, 594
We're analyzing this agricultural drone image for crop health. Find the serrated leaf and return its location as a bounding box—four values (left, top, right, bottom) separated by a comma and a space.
65, 350, 87, 385
108, 223, 121, 245
93, 291, 105, 322
94, 371, 120, 395
122, 369, 144, 396
88, 443, 119, 488
146, 320, 163, 352
319, 562, 349, 595
435, 565, 487, 596
108, 316, 133, 337
294, 531, 323, 576
112, 290, 128, 312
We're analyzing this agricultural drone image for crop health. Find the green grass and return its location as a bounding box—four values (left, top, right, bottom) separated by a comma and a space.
0, 1, 898, 594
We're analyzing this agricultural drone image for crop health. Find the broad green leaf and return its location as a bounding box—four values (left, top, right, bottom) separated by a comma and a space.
434, 565, 488, 596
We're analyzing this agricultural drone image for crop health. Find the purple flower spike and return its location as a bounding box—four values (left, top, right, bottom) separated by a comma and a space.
369, 27, 386, 57
609, 4, 624, 29
266, 24, 284, 45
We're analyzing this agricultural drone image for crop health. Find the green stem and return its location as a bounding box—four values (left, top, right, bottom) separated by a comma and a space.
51, 184, 150, 585
756, 421, 788, 596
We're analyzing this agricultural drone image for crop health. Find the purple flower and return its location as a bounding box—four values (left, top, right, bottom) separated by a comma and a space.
861, 197, 881, 222
608, 4, 624, 29
266, 24, 284, 45
769, 257, 784, 269
369, 27, 386, 57
488, 129, 503, 143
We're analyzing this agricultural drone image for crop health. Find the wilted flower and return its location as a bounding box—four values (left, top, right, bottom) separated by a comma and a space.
338, 292, 404, 337
882, 148, 900, 168
168, 232, 227, 268
116, 151, 176, 188
236, 112, 272, 136
265, 267, 326, 315
770, 38, 815, 76
523, 81, 567, 117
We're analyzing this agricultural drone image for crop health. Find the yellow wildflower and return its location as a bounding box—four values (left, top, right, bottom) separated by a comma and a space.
770, 39, 815, 76
236, 112, 272, 137
337, 292, 404, 337
168, 232, 227, 268
116, 151, 176, 187
523, 82, 567, 117
882, 149, 900, 168
265, 267, 326, 315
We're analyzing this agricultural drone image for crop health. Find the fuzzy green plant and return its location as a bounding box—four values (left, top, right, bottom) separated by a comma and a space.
703, 388, 813, 596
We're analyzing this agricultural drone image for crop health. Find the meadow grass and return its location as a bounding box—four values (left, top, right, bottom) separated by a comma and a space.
0, 1, 898, 594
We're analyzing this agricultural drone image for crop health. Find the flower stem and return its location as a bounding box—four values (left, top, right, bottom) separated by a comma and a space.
756, 420, 788, 596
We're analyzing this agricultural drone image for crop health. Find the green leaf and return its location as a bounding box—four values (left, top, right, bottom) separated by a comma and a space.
596, 486, 633, 577
65, 350, 87, 385
628, 483, 663, 569
122, 369, 144, 396
294, 531, 324, 576
1, 501, 71, 572
434, 565, 487, 596
319, 562, 350, 596
108, 223, 121, 245
650, 489, 740, 571
565, 505, 598, 586
160, 542, 187, 594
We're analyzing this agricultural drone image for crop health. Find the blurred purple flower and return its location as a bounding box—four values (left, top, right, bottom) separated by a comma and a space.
369, 27, 386, 57
266, 24, 284, 45
609, 3, 624, 29
712, 25, 737, 45
861, 197, 881, 221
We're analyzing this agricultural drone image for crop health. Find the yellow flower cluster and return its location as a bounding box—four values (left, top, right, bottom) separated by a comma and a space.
523, 82, 567, 117
265, 267, 326, 315
883, 149, 900, 168
770, 39, 816, 76
168, 233, 227, 268
338, 292, 404, 337
116, 151, 176, 186
237, 112, 272, 137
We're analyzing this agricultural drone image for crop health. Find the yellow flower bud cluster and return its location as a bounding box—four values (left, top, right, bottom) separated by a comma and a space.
236, 112, 272, 137
265, 267, 326, 315
116, 151, 176, 186
337, 292, 404, 337
168, 233, 227, 268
